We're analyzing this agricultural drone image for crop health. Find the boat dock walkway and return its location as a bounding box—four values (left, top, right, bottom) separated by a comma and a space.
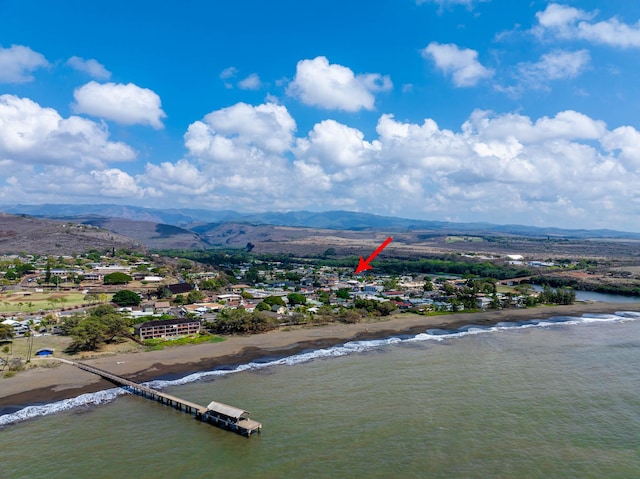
58, 358, 262, 437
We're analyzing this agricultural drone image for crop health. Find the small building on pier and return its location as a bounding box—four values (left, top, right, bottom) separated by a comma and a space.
205, 400, 262, 436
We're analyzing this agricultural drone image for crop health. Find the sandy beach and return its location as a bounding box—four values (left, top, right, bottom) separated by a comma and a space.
1, 301, 638, 412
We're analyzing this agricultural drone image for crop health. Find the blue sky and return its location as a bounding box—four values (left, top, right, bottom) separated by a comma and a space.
1, 0, 640, 231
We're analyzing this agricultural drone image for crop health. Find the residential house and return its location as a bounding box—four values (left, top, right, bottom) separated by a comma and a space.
154, 301, 172, 314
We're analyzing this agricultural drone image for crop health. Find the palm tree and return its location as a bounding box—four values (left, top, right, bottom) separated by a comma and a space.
25, 331, 34, 363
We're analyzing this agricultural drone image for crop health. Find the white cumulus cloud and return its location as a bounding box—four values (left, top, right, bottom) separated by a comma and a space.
0, 94, 136, 167
0, 95, 153, 204
133, 101, 640, 230
520, 49, 590, 81
500, 49, 591, 94
0, 44, 49, 83
186, 102, 296, 159
238, 73, 262, 90
144, 160, 212, 195
90, 168, 148, 198
534, 3, 640, 48
73, 81, 166, 129
286, 56, 392, 112
66, 56, 111, 80
423, 42, 494, 87
296, 119, 380, 171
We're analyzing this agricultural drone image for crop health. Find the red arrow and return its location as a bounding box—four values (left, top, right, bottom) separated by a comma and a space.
355, 237, 393, 274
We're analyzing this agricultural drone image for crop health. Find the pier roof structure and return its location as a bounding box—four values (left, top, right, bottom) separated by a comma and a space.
207, 401, 250, 420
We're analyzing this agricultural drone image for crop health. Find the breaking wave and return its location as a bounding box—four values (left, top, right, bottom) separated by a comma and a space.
2, 310, 639, 427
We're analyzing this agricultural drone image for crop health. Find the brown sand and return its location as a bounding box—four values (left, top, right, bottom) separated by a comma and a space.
1, 302, 638, 411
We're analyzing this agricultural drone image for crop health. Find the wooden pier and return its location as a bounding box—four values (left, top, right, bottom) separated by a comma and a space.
60, 359, 262, 437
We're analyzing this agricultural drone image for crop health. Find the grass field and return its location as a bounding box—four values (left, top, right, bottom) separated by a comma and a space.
0, 291, 107, 314
3, 335, 72, 359
2, 334, 143, 364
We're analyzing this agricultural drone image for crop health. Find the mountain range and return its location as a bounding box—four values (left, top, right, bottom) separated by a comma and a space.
3, 203, 639, 239
1, 204, 640, 257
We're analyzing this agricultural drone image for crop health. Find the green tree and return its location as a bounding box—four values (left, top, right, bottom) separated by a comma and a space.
490, 292, 502, 309
154, 285, 170, 298
45, 258, 52, 283
60, 314, 83, 335
201, 278, 225, 291
4, 270, 17, 281
263, 295, 286, 307
0, 323, 14, 340
255, 301, 271, 311
336, 288, 351, 300
90, 304, 118, 317
177, 259, 193, 271
337, 309, 362, 323
173, 294, 185, 305
318, 291, 330, 304
101, 314, 130, 342
103, 272, 132, 285
70, 318, 107, 351
244, 267, 260, 284
66, 307, 130, 351
375, 301, 398, 316
287, 292, 306, 306
456, 287, 478, 310
112, 289, 141, 307
187, 289, 205, 304
442, 282, 457, 295
383, 277, 399, 290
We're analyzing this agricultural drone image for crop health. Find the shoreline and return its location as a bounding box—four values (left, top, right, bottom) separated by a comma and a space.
1, 301, 638, 414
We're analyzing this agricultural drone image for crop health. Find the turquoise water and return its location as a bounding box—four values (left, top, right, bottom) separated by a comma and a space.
2, 312, 640, 478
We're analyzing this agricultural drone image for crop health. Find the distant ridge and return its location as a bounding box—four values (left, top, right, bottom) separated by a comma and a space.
0, 204, 237, 226
1, 203, 639, 240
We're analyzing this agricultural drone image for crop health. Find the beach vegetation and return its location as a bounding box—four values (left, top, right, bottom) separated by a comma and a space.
537, 285, 576, 305
206, 309, 280, 335
143, 333, 224, 351
353, 299, 398, 316
336, 308, 362, 323
64, 305, 132, 352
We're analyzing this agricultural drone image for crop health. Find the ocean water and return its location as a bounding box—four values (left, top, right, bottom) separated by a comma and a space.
2, 312, 640, 478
